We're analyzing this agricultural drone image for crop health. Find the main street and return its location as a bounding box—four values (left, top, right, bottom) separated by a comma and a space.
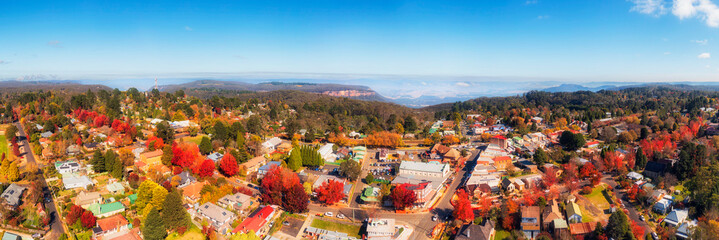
307, 148, 479, 240
15, 122, 67, 239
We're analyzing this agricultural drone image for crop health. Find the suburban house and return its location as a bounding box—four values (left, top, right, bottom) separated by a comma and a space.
55, 160, 82, 174
566, 202, 583, 223
257, 161, 282, 178
318, 143, 337, 162
676, 221, 697, 239
404, 182, 433, 207
569, 222, 599, 238
62, 174, 94, 189
501, 178, 515, 192
175, 171, 197, 188
92, 214, 130, 239
218, 192, 253, 213
492, 156, 512, 171
262, 137, 282, 152
543, 200, 563, 230
664, 209, 688, 227
106, 182, 125, 195
198, 202, 236, 233
552, 218, 570, 239
74, 191, 102, 208
365, 218, 396, 240
207, 152, 224, 163
66, 144, 82, 156
1, 183, 26, 208
398, 161, 450, 178
653, 198, 673, 214
627, 171, 643, 180
1, 232, 21, 240
521, 206, 541, 239
456, 220, 495, 240
139, 149, 163, 168
181, 181, 206, 204
89, 201, 126, 218
232, 205, 277, 236
240, 156, 267, 174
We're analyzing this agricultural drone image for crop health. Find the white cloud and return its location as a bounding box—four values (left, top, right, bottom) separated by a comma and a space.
630, 0, 719, 27
673, 0, 719, 27
47, 40, 62, 48
185, 26, 193, 31
455, 82, 470, 87
629, 0, 668, 16
698, 52, 711, 58
692, 39, 709, 44
537, 15, 550, 20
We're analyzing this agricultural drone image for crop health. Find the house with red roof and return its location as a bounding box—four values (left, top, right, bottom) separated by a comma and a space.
490, 135, 508, 148
92, 214, 129, 239
232, 205, 278, 235
492, 156, 513, 171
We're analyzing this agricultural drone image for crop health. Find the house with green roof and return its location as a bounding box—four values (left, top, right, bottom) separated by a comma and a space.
1, 232, 21, 240
566, 202, 582, 223
127, 194, 137, 204
360, 187, 380, 204
90, 201, 126, 218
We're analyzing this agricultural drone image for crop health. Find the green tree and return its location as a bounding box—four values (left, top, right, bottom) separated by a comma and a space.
156, 121, 174, 143
365, 172, 375, 184
534, 147, 548, 166
142, 207, 166, 240
136, 180, 158, 210
559, 131, 585, 151
111, 159, 123, 179
339, 160, 361, 180
213, 121, 228, 141
161, 145, 173, 166
92, 150, 105, 173
161, 191, 190, 231
288, 148, 303, 171
635, 148, 647, 170
246, 115, 262, 134
606, 211, 634, 240
199, 136, 212, 155
5, 125, 17, 141
403, 115, 418, 132
104, 150, 117, 174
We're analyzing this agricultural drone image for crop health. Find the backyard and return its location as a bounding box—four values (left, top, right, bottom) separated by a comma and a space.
0, 135, 8, 157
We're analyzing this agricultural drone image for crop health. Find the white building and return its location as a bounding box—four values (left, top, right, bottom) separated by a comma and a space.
366, 218, 396, 240
398, 161, 450, 178
262, 137, 282, 152
318, 143, 337, 162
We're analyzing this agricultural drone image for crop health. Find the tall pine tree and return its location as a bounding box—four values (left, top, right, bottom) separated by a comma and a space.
142, 207, 166, 240
161, 191, 190, 231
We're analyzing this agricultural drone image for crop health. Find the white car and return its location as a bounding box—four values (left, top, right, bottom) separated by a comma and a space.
324, 212, 333, 217
337, 213, 345, 219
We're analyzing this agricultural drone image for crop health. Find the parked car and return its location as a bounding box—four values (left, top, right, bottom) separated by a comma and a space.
337, 213, 345, 219
639, 215, 645, 222
432, 215, 438, 221
651, 232, 659, 240
324, 212, 333, 217
283, 221, 290, 226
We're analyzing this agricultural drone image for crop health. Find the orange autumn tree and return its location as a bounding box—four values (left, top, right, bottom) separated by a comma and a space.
365, 131, 403, 148
502, 198, 520, 230
172, 142, 202, 169
327, 133, 358, 147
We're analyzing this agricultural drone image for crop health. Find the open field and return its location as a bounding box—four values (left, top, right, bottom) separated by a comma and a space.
310, 218, 362, 238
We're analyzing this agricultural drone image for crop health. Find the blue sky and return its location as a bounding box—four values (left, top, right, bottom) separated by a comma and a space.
1, 0, 719, 91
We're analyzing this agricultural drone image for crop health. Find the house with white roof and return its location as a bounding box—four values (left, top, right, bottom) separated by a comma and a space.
197, 202, 236, 233
1, 184, 26, 208
318, 143, 337, 162
63, 174, 94, 189
366, 218, 396, 240
262, 137, 282, 152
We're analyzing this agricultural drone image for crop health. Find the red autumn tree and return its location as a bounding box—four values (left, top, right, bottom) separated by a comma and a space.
260, 165, 307, 212
580, 163, 598, 179
146, 136, 164, 150
195, 159, 215, 178
66, 204, 85, 225
93, 114, 109, 127
502, 198, 519, 230
627, 185, 639, 201
314, 180, 346, 205
391, 184, 417, 210
631, 220, 645, 239
218, 153, 238, 177
543, 167, 558, 186
284, 182, 309, 213
625, 152, 636, 170
563, 162, 578, 181
477, 195, 493, 217
172, 142, 201, 168
80, 211, 97, 229
451, 189, 474, 222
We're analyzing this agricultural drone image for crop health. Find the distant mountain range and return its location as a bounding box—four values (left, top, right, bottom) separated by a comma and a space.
157, 80, 390, 102
540, 82, 719, 93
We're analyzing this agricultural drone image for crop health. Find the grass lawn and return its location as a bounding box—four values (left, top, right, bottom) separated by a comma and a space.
182, 134, 208, 146
580, 204, 596, 223
310, 218, 362, 238
0, 135, 8, 157
494, 230, 511, 240
585, 185, 611, 210
166, 225, 203, 240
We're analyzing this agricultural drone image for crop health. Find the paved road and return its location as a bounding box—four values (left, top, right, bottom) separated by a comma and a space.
15, 122, 66, 239
602, 175, 652, 235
